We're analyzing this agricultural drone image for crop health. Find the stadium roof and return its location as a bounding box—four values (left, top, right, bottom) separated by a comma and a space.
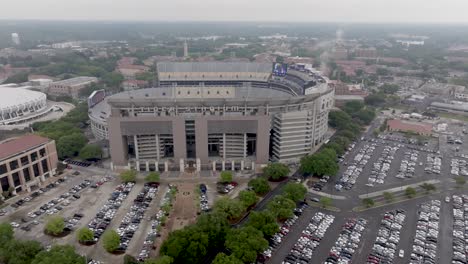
0, 87, 46, 110
0, 134, 51, 160
157, 62, 272, 73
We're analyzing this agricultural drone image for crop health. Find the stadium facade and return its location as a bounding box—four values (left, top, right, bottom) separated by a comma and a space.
0, 87, 48, 125
89, 62, 334, 171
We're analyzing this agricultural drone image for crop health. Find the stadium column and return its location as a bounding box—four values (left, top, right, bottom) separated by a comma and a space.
172, 117, 187, 162
255, 115, 270, 164
194, 118, 209, 164
108, 113, 128, 167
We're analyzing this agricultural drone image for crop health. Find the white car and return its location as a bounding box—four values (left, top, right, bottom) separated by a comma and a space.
10, 222, 19, 228
445, 196, 450, 203
398, 249, 404, 258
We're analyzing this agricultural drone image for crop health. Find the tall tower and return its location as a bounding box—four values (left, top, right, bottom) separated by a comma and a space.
183, 40, 188, 58
11, 33, 20, 45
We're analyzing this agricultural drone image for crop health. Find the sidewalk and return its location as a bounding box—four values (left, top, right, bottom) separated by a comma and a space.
358, 179, 440, 199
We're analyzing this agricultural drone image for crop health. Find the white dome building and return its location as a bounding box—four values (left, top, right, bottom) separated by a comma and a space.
0, 88, 47, 124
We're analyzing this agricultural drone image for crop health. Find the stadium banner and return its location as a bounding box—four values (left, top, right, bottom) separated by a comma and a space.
88, 89, 106, 108
272, 62, 288, 77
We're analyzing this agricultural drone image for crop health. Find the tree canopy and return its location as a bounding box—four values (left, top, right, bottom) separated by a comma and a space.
300, 148, 339, 176
248, 178, 270, 195
220, 171, 233, 183
160, 225, 209, 264
57, 133, 88, 159
102, 230, 120, 253
120, 170, 137, 183
263, 163, 290, 180
76, 227, 94, 243
267, 195, 296, 220
246, 211, 279, 237
213, 197, 245, 221
44, 216, 65, 236
79, 144, 102, 160
212, 253, 243, 264
144, 256, 174, 264
0, 223, 13, 244
0, 239, 42, 264
225, 226, 269, 263
31, 245, 85, 264
282, 182, 307, 202
238, 190, 258, 208
145, 172, 160, 183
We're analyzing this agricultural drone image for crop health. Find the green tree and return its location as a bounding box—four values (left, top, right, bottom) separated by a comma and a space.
263, 163, 290, 180
455, 176, 466, 186
383, 192, 394, 203
362, 198, 375, 208
319, 196, 333, 208
420, 183, 436, 194
144, 256, 174, 264
300, 149, 339, 176
324, 142, 345, 156
124, 254, 140, 264
238, 190, 258, 208
57, 133, 87, 159
102, 230, 120, 253
31, 245, 85, 264
328, 110, 353, 130
44, 216, 65, 236
120, 170, 137, 183
355, 108, 376, 125
248, 178, 271, 195
213, 197, 245, 221
212, 253, 243, 264
4, 72, 28, 83
225, 226, 268, 263
283, 182, 307, 202
0, 223, 14, 244
78, 144, 102, 160
405, 187, 417, 198
343, 101, 365, 115
76, 227, 94, 243
365, 93, 386, 106
267, 195, 296, 220
160, 225, 209, 264
0, 239, 42, 264
195, 212, 230, 251
246, 211, 279, 237
145, 172, 160, 183
220, 171, 233, 183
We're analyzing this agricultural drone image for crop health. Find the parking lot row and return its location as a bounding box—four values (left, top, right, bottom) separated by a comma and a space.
451, 194, 468, 264
367, 145, 399, 186
116, 183, 159, 252
325, 217, 367, 264
87, 182, 135, 242
366, 209, 406, 263
282, 212, 335, 264
409, 200, 441, 264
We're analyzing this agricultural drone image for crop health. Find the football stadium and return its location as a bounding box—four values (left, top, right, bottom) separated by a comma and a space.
89, 62, 334, 171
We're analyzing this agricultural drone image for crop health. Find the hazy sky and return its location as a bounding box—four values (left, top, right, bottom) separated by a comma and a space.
3, 0, 468, 23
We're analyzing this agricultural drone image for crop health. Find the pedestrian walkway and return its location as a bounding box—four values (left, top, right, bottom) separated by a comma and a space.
358, 179, 440, 199
308, 190, 347, 200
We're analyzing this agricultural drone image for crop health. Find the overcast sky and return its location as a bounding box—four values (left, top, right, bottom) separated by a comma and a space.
3, 0, 468, 23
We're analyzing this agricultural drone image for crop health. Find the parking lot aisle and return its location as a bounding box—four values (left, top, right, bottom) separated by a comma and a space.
268, 207, 317, 264
126, 184, 168, 257
105, 182, 144, 232
307, 214, 347, 263
334, 213, 382, 264
438, 197, 453, 264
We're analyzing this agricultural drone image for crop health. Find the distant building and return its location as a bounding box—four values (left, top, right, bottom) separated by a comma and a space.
332, 47, 348, 60
122, 80, 149, 91
387, 119, 432, 136
396, 40, 425, 47
354, 47, 377, 58
0, 135, 58, 194
48, 76, 98, 98
116, 65, 150, 79
11, 33, 20, 45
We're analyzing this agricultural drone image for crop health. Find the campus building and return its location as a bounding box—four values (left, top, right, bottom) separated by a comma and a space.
89, 62, 334, 172
0, 135, 58, 195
